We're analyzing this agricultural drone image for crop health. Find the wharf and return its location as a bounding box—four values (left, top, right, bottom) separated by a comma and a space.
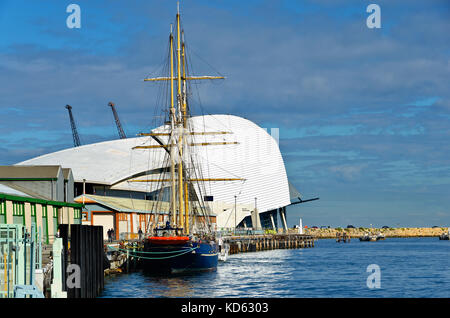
104, 233, 316, 275
222, 233, 315, 255
104, 242, 128, 275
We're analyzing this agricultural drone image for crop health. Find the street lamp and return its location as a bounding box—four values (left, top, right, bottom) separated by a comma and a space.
254, 197, 258, 231
234, 195, 237, 235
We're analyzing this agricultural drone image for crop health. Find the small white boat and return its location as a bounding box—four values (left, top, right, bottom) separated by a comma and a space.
439, 228, 449, 240
359, 233, 377, 241
218, 243, 230, 262
376, 233, 385, 240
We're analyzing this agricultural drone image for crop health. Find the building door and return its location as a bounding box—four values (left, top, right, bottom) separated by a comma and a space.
92, 213, 114, 240
117, 213, 128, 240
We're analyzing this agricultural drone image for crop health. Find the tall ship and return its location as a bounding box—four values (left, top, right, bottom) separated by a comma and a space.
130, 4, 237, 274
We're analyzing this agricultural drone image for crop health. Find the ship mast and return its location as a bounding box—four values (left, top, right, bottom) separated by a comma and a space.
181, 30, 190, 234
132, 4, 246, 236
176, 4, 185, 232
169, 24, 177, 225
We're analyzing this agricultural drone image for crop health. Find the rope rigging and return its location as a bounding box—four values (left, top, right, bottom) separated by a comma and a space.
108, 245, 200, 260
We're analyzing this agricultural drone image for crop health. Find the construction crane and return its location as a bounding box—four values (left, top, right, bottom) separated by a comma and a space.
108, 102, 126, 139
65, 104, 81, 147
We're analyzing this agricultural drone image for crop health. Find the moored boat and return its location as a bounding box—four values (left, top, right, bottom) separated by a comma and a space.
376, 233, 385, 240
142, 223, 218, 273
359, 233, 377, 241
439, 228, 449, 240
131, 4, 232, 274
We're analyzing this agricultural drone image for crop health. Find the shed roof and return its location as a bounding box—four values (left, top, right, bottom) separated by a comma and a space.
0, 182, 50, 200
75, 194, 216, 216
0, 183, 32, 197
0, 165, 61, 180
75, 194, 170, 213
62, 168, 73, 180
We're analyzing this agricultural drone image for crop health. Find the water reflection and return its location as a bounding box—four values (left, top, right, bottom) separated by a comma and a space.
101, 239, 450, 298
139, 270, 217, 298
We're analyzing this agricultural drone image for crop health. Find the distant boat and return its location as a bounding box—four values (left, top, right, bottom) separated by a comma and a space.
359, 233, 377, 242
376, 233, 385, 240
439, 228, 449, 240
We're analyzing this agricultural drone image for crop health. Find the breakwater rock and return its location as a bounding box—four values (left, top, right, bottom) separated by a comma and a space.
305, 227, 447, 238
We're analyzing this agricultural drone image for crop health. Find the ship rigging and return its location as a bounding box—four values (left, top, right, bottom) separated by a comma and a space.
132, 3, 240, 273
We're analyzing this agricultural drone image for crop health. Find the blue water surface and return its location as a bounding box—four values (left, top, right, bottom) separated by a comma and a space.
100, 237, 450, 298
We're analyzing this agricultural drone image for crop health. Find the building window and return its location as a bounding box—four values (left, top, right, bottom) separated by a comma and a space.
41, 205, 49, 244
53, 207, 59, 218
74, 208, 81, 219
12, 201, 25, 225
31, 203, 36, 217
52, 207, 59, 236
12, 201, 25, 216
0, 200, 5, 224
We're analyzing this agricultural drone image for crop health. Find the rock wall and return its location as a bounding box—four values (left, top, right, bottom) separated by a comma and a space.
303, 227, 448, 238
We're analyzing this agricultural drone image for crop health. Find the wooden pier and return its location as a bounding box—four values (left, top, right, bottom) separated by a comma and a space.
107, 234, 316, 275
223, 234, 315, 255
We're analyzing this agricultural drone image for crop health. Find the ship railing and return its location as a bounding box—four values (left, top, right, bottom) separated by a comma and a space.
119, 232, 143, 241
217, 229, 265, 237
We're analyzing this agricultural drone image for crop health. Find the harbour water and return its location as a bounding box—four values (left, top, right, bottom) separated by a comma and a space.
100, 237, 449, 298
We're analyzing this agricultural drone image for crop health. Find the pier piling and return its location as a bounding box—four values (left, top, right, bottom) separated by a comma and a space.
224, 234, 314, 255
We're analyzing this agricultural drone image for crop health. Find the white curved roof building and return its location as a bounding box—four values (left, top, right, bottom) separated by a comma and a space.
18, 115, 294, 229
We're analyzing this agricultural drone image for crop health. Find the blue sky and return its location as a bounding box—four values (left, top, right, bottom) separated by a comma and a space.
0, 0, 449, 227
